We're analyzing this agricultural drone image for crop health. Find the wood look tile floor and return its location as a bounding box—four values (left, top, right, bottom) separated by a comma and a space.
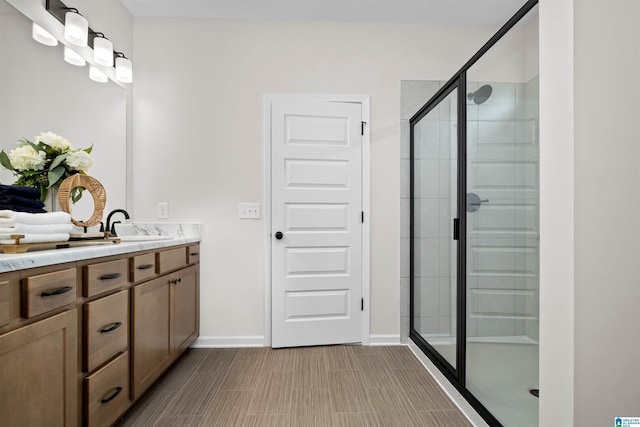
117, 346, 471, 427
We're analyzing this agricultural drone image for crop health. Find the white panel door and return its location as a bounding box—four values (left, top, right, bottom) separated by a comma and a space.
271, 99, 362, 348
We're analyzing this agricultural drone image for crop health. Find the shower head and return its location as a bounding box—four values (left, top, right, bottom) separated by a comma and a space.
467, 84, 493, 105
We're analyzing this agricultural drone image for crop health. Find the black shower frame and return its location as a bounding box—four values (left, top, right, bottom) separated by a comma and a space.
408, 1, 539, 426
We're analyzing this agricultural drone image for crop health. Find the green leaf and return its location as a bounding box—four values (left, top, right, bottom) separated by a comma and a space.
47, 165, 65, 188
0, 151, 14, 171
40, 186, 48, 203
71, 187, 84, 204
49, 153, 68, 170
84, 144, 93, 154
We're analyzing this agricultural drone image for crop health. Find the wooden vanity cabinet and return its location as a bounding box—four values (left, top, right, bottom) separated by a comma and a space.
83, 289, 128, 373
0, 280, 9, 327
131, 274, 171, 399
170, 264, 199, 355
131, 252, 199, 400
0, 309, 78, 427
0, 242, 199, 426
83, 259, 128, 298
83, 351, 129, 427
22, 268, 77, 318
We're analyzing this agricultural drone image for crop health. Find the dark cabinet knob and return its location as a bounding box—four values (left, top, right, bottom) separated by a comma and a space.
275, 231, 283, 240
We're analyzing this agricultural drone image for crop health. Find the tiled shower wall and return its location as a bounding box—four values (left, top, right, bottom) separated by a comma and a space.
400, 78, 540, 343
465, 77, 540, 341
400, 80, 442, 343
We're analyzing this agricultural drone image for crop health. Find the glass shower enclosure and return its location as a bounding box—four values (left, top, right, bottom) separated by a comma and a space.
409, 1, 539, 426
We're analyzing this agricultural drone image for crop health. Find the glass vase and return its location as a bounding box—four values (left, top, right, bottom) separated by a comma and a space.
44, 186, 59, 212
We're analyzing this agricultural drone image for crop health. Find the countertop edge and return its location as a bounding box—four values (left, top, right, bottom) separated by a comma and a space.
0, 237, 201, 273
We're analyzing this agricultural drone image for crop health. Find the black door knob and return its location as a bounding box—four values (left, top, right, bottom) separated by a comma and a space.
275, 231, 283, 240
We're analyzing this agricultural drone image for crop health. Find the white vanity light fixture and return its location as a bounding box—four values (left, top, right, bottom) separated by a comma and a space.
93, 34, 113, 67
32, 23, 58, 46
89, 65, 108, 83
114, 52, 133, 83
63, 8, 88, 47
63, 46, 86, 66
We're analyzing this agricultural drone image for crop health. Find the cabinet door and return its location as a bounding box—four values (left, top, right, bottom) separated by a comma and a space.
171, 265, 199, 355
131, 277, 170, 400
0, 309, 77, 427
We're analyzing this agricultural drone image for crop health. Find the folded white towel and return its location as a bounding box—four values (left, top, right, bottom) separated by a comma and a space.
0, 223, 74, 235
0, 210, 71, 226
0, 233, 70, 245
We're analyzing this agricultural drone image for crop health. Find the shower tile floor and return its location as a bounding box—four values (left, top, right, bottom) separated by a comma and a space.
430, 339, 539, 427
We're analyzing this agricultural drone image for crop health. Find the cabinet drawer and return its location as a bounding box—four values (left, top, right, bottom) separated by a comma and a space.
0, 280, 9, 327
84, 290, 128, 372
130, 253, 156, 283
188, 244, 200, 264
21, 268, 77, 318
157, 247, 187, 274
84, 259, 128, 298
83, 351, 130, 427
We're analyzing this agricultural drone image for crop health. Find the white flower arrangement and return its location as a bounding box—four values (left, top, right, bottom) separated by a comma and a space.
0, 131, 93, 202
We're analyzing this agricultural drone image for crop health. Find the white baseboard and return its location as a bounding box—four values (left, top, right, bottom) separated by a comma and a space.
408, 339, 489, 427
368, 334, 402, 346
192, 336, 265, 348
192, 335, 401, 348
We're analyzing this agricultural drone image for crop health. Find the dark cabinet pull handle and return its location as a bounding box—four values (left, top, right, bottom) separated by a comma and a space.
169, 278, 182, 285
100, 322, 122, 334
137, 264, 154, 270
101, 386, 123, 404
190, 252, 199, 256
41, 286, 73, 297
99, 273, 122, 281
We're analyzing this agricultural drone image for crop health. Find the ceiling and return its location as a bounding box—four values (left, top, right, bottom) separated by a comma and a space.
119, 0, 529, 26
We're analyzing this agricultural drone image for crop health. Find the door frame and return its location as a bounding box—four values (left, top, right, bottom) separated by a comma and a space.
263, 93, 371, 347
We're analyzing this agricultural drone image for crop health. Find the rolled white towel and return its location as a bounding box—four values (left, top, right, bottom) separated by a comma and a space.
0, 223, 74, 235
0, 233, 70, 245
0, 210, 71, 226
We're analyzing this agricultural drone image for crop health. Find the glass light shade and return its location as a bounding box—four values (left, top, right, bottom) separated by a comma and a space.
93, 37, 113, 66
32, 23, 57, 46
64, 11, 88, 46
89, 65, 108, 83
64, 46, 86, 66
115, 57, 132, 83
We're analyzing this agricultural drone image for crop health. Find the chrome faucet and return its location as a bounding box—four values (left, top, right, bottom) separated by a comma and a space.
105, 209, 130, 237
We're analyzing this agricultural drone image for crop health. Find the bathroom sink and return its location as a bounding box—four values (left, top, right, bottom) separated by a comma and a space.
118, 235, 173, 242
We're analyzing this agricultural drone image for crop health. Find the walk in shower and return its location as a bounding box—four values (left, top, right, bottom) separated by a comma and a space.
409, 1, 539, 426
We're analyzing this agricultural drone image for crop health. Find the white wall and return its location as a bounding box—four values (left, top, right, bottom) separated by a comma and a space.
132, 17, 495, 341
539, 0, 574, 425
573, 0, 640, 424
540, 0, 640, 424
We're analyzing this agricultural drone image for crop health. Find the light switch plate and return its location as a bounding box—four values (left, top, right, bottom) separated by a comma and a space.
157, 202, 169, 219
239, 203, 260, 219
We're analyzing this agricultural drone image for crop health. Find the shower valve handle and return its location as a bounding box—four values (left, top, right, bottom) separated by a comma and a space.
470, 199, 489, 205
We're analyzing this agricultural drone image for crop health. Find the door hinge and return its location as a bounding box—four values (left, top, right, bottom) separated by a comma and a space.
361, 121, 366, 136
361, 298, 364, 311
453, 218, 460, 241
361, 211, 364, 223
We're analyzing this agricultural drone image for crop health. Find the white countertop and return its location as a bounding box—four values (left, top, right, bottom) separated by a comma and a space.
0, 237, 200, 273
0, 222, 203, 273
